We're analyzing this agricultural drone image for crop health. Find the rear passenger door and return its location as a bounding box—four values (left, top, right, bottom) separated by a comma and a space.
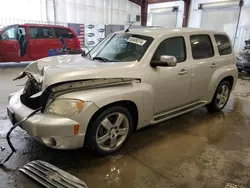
188, 34, 217, 102
28, 26, 57, 60
54, 28, 77, 50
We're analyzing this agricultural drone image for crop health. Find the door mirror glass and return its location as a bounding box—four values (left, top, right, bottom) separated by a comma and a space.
160, 55, 177, 66
151, 55, 177, 67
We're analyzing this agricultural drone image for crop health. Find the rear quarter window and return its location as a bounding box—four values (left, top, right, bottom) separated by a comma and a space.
214, 34, 232, 55
54, 28, 74, 39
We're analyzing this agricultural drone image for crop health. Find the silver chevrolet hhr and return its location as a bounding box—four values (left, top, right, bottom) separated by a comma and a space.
8, 28, 238, 155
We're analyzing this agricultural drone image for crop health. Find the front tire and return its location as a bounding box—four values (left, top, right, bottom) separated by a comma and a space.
207, 81, 231, 112
86, 106, 134, 156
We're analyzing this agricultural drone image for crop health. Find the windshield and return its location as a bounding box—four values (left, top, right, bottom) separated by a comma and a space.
88, 33, 154, 62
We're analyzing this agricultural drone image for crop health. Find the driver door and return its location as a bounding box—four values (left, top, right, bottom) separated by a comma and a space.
148, 36, 192, 115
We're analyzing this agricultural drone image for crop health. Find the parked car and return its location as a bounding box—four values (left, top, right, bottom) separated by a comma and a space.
0, 24, 82, 62
8, 28, 237, 155
236, 39, 250, 73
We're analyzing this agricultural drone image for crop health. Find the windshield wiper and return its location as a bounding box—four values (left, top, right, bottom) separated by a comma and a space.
93, 56, 110, 62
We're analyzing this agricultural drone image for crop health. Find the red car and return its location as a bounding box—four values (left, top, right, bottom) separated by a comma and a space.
0, 24, 82, 62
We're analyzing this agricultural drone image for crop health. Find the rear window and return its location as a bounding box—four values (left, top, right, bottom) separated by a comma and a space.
54, 28, 74, 39
214, 34, 232, 55
29, 27, 53, 39
190, 35, 214, 60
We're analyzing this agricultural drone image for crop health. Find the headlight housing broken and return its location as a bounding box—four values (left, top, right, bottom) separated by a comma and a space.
47, 99, 84, 116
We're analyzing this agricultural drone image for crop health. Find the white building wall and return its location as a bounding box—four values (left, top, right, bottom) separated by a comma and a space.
147, 1, 185, 27
55, 0, 140, 24
0, 0, 140, 25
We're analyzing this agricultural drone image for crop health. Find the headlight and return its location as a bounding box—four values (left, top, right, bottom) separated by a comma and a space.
47, 99, 84, 116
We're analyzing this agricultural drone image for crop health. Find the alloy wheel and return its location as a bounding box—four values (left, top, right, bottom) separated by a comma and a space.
95, 112, 130, 151
215, 84, 230, 109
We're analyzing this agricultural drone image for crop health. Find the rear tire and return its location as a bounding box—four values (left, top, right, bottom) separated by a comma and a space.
86, 106, 134, 156
207, 81, 231, 112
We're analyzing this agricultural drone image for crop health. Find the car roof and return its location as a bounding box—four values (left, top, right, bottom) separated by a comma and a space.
117, 27, 225, 38
8, 23, 67, 28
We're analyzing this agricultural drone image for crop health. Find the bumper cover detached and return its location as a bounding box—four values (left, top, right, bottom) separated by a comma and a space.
8, 90, 85, 149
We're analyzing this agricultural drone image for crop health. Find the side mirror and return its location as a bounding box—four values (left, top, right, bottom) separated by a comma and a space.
150, 55, 177, 67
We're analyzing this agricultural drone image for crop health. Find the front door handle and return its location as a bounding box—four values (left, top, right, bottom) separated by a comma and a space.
178, 69, 188, 75
210, 63, 216, 68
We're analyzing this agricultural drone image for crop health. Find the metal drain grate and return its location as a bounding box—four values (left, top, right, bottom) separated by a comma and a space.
19, 160, 88, 188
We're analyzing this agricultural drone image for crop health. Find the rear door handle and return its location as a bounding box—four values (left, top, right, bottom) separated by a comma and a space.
178, 69, 188, 75
210, 63, 216, 68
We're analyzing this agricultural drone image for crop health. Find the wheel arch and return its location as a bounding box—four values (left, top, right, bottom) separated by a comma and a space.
207, 76, 233, 112
220, 76, 234, 89
207, 65, 237, 103
84, 100, 139, 146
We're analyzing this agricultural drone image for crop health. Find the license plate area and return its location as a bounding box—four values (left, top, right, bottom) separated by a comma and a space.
7, 107, 16, 125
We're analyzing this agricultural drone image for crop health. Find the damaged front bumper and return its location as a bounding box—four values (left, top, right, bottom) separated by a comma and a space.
8, 89, 95, 149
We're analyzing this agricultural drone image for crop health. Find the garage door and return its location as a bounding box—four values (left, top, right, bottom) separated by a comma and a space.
150, 7, 177, 27
199, 1, 239, 43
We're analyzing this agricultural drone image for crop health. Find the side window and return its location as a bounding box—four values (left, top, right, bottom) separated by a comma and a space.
29, 27, 53, 39
190, 35, 214, 59
54, 28, 74, 39
214, 34, 232, 55
152, 37, 186, 63
0, 27, 17, 40
29, 27, 38, 38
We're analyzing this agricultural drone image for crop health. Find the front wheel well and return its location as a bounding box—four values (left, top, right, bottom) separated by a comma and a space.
84, 101, 139, 145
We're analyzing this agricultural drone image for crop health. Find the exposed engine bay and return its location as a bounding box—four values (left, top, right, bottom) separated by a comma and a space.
20, 72, 43, 109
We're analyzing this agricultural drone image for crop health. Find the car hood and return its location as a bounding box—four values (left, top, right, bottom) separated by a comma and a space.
25, 55, 141, 89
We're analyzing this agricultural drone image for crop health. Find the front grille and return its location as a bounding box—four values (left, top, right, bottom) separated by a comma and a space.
19, 160, 88, 188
